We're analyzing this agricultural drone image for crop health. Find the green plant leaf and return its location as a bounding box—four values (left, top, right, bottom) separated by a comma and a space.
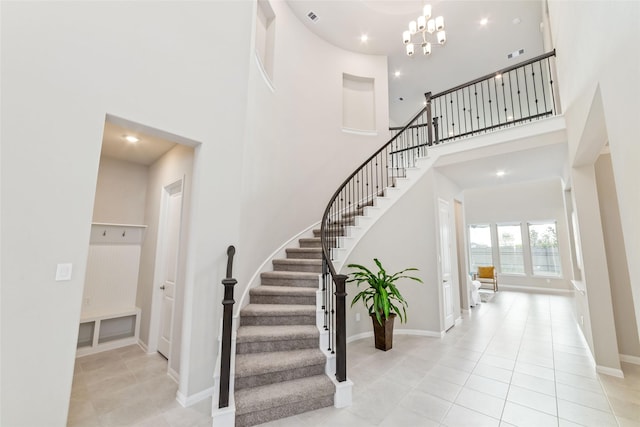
346, 258, 423, 324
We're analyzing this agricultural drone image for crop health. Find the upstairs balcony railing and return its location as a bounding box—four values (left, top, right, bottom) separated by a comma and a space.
321, 50, 557, 385
391, 50, 558, 144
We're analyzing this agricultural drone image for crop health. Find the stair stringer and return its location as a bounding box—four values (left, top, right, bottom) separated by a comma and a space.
331, 155, 436, 275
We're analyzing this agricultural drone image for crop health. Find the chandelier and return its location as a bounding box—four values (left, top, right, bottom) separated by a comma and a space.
402, 4, 446, 56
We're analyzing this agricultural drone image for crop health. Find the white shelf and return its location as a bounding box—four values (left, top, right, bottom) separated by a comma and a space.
76, 307, 141, 357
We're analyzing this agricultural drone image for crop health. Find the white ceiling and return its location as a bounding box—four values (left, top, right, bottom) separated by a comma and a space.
286, 0, 562, 189
286, 0, 546, 125
101, 1, 562, 189
433, 142, 567, 189
101, 120, 176, 166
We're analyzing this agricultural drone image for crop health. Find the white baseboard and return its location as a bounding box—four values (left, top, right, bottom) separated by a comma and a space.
176, 386, 215, 408
620, 354, 640, 365
499, 284, 572, 294
347, 331, 373, 343
596, 365, 624, 378
347, 328, 443, 344
397, 329, 445, 338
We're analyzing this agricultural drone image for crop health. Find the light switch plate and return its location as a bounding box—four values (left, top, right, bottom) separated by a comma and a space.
56, 263, 73, 281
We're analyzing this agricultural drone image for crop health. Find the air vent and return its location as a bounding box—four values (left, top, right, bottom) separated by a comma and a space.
507, 48, 525, 59
307, 11, 319, 22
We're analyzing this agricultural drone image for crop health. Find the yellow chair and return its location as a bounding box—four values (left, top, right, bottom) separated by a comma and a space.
473, 266, 498, 292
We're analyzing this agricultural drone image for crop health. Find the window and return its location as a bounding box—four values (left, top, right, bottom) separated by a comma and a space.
528, 222, 561, 277
468, 224, 492, 271
497, 224, 524, 274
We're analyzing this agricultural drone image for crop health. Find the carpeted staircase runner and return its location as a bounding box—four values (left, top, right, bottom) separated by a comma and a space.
234, 233, 335, 426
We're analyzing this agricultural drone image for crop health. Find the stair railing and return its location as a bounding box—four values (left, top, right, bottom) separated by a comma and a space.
320, 100, 433, 383
391, 50, 558, 144
218, 245, 236, 409
322, 50, 558, 384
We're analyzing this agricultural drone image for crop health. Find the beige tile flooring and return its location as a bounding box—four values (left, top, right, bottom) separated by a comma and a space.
68, 346, 211, 427
262, 291, 640, 427
69, 291, 640, 427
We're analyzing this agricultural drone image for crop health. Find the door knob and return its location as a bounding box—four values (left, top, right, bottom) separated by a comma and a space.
160, 285, 166, 290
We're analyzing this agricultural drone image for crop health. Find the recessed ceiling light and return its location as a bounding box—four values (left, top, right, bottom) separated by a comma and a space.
480, 18, 489, 26
496, 170, 506, 177
394, 71, 401, 77
495, 73, 502, 79
360, 34, 368, 42
124, 135, 139, 143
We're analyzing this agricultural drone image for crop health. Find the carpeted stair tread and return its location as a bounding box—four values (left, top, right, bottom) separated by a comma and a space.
240, 303, 316, 317
298, 237, 322, 248
272, 258, 322, 273
285, 247, 323, 259
235, 375, 334, 415
312, 227, 346, 237
260, 271, 320, 288
235, 348, 326, 379
234, 226, 336, 425
273, 258, 322, 266
261, 270, 319, 279
236, 325, 319, 342
249, 285, 316, 298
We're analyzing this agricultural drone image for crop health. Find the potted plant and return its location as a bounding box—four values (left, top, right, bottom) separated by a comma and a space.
346, 258, 423, 351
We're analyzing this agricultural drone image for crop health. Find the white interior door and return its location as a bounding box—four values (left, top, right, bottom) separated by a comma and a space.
157, 182, 183, 359
439, 198, 455, 331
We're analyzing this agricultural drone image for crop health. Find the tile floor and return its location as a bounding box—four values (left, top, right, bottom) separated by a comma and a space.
68, 345, 211, 427
69, 291, 640, 427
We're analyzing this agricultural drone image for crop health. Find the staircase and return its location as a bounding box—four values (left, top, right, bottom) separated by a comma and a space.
233, 231, 339, 426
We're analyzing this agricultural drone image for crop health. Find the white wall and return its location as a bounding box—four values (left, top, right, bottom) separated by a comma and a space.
92, 157, 149, 225
1, 2, 252, 425
343, 168, 463, 338
548, 0, 640, 342
236, 0, 390, 295
595, 153, 640, 358
464, 178, 572, 290
0, 0, 393, 423
137, 144, 194, 378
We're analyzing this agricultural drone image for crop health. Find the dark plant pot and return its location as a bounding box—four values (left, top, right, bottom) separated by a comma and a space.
371, 313, 396, 351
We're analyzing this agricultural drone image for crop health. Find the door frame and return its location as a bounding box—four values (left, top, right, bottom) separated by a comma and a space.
148, 178, 185, 364
454, 199, 470, 311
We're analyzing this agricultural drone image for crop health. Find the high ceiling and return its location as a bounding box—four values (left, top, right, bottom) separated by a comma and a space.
286, 0, 546, 125
286, 0, 562, 189
101, 1, 562, 190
